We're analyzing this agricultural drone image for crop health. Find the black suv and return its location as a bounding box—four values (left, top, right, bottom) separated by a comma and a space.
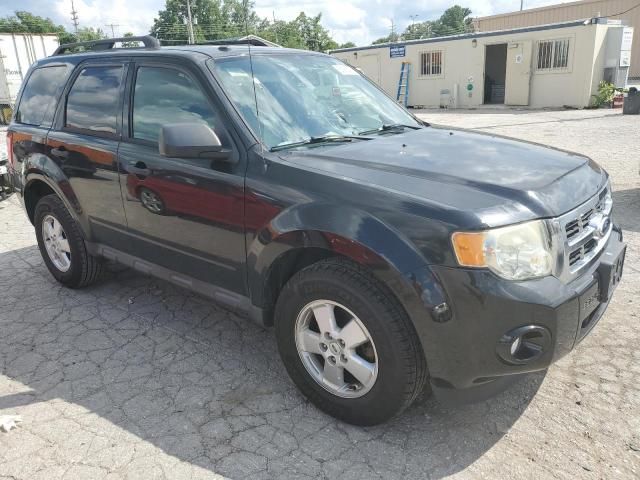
6, 36, 626, 425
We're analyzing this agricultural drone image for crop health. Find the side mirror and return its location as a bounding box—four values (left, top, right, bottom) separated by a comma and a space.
159, 123, 235, 163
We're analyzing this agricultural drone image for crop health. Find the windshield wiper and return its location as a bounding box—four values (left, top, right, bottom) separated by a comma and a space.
358, 123, 422, 136
270, 135, 369, 152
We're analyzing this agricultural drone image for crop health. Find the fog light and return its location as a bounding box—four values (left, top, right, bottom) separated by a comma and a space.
509, 336, 522, 356
496, 325, 551, 365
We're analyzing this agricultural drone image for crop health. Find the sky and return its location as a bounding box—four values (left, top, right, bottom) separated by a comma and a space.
1, 0, 568, 46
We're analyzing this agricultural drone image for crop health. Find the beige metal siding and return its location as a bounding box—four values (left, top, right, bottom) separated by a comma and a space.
333, 23, 605, 109
475, 0, 639, 78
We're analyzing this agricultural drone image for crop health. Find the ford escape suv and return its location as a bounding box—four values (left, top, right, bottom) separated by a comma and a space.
6, 36, 626, 425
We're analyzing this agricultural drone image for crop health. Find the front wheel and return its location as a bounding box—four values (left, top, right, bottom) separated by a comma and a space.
275, 259, 428, 425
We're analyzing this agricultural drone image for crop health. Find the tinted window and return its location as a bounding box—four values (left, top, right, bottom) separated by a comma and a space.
132, 66, 217, 143
16, 66, 68, 126
66, 66, 123, 135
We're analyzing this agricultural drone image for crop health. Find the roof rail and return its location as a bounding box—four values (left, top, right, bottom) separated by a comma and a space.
52, 35, 160, 56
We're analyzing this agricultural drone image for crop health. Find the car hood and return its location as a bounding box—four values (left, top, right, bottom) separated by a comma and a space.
280, 126, 606, 228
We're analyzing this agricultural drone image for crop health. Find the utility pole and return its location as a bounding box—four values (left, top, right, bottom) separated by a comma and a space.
186, 0, 195, 45
520, 0, 524, 11
105, 23, 121, 38
390, 19, 396, 42
70, 0, 79, 34
273, 11, 278, 44
408, 14, 419, 40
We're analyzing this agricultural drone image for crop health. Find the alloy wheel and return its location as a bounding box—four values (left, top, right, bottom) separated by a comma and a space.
295, 300, 378, 398
42, 214, 71, 272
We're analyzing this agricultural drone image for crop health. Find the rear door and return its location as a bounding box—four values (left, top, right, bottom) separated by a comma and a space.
47, 60, 129, 246
505, 40, 532, 106
116, 58, 247, 294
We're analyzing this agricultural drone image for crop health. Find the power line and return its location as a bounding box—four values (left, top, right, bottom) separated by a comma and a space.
609, 1, 640, 17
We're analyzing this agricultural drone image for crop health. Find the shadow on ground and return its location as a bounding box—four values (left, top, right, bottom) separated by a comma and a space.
613, 187, 640, 233
0, 243, 545, 479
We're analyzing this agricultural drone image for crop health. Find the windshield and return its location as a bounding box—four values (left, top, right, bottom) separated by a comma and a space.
212, 53, 421, 149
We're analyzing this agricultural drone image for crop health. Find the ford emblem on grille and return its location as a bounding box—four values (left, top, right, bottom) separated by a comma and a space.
589, 213, 610, 239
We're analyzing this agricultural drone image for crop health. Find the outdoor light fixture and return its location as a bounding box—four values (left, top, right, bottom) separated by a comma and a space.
472, 39, 478, 47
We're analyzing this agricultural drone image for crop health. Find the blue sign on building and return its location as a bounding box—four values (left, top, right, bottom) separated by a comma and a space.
390, 45, 406, 58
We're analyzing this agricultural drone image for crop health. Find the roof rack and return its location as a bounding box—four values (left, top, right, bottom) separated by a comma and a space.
52, 35, 160, 56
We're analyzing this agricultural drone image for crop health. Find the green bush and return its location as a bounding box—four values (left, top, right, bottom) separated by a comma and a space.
590, 81, 625, 108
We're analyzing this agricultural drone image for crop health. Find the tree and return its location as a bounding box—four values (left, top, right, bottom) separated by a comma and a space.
402, 21, 436, 40
151, 0, 339, 51
339, 41, 356, 49
121, 32, 138, 48
372, 32, 400, 45
151, 0, 261, 44
289, 12, 338, 51
60, 27, 108, 45
431, 6, 473, 37
0, 11, 65, 35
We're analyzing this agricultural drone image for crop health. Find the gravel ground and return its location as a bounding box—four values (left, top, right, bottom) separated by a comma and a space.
0, 109, 639, 480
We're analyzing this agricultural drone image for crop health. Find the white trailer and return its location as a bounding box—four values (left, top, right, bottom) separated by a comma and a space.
0, 33, 59, 122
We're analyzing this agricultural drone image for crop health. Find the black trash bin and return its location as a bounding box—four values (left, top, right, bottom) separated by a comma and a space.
623, 87, 640, 114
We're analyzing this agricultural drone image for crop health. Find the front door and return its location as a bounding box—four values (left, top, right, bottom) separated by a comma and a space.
505, 41, 532, 106
117, 61, 247, 294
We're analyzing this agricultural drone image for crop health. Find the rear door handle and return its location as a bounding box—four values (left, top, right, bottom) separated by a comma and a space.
128, 161, 150, 178
50, 147, 69, 159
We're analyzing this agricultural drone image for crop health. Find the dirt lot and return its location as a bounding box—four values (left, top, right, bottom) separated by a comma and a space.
1, 109, 639, 480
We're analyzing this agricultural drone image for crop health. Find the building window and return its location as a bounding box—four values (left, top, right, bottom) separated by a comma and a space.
537, 39, 570, 71
419, 50, 443, 76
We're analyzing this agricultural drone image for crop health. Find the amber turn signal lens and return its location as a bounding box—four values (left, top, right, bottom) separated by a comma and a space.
451, 232, 487, 267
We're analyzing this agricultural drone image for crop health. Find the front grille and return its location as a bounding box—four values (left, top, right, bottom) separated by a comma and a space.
556, 184, 612, 281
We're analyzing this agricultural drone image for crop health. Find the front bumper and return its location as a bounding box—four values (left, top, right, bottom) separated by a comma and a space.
423, 227, 625, 398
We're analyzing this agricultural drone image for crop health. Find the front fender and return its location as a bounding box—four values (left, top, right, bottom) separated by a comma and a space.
247, 203, 450, 355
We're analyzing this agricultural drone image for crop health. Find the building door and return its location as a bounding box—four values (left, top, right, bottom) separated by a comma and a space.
484, 44, 507, 104
359, 53, 381, 85
505, 41, 532, 106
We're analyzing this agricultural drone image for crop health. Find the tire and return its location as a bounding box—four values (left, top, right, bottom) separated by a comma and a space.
34, 194, 103, 288
275, 258, 428, 425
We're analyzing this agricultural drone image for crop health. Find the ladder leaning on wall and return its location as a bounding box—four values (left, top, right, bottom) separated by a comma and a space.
396, 62, 411, 107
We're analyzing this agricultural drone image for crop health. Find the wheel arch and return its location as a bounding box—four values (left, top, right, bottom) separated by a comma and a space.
21, 158, 87, 235
248, 204, 447, 330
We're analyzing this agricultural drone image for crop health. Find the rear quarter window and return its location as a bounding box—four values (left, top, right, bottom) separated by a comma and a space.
16, 65, 69, 126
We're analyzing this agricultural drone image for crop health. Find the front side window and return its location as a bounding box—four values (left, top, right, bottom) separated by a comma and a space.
420, 51, 443, 76
537, 39, 570, 71
132, 66, 218, 143
212, 54, 420, 149
66, 66, 124, 135
16, 66, 68, 126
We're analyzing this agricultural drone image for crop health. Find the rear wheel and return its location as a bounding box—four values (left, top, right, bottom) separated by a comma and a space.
275, 258, 428, 425
34, 194, 103, 288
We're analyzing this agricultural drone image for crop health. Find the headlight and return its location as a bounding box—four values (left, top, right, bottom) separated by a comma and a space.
451, 220, 553, 280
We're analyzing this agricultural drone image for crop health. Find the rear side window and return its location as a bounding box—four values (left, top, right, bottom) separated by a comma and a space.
16, 66, 68, 126
132, 66, 218, 143
66, 66, 124, 135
